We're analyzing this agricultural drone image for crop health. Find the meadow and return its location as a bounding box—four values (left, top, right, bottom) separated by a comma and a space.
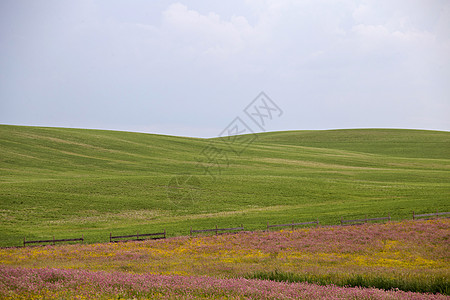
1, 125, 449, 247
2, 266, 448, 299
0, 125, 449, 298
0, 219, 448, 298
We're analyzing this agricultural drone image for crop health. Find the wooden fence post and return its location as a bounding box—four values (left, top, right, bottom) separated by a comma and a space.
52, 236, 55, 245
215, 225, 218, 235
23, 237, 26, 247
291, 221, 294, 231
110, 233, 112, 243
388, 214, 391, 222
412, 211, 415, 220
316, 218, 319, 227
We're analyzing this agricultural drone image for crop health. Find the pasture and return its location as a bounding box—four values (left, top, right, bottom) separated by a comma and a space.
0, 125, 449, 247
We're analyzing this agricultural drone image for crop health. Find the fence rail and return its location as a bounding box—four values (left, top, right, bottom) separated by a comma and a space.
413, 211, 450, 220
341, 215, 390, 226
23, 236, 84, 247
190, 225, 244, 236
110, 231, 166, 243
267, 220, 319, 231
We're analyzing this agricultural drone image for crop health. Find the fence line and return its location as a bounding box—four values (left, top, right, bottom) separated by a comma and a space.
267, 220, 319, 231
340, 215, 390, 226
23, 235, 84, 247
412, 210, 450, 220
190, 225, 244, 236
18, 210, 449, 247
110, 230, 166, 243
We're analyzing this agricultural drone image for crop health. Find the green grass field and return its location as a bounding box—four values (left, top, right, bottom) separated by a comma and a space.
0, 125, 449, 247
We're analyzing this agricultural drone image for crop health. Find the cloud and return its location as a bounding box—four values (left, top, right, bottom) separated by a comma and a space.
161, 3, 257, 58
0, 0, 448, 135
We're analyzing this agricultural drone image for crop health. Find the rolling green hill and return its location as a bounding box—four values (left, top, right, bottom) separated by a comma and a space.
253, 129, 450, 159
0, 125, 449, 247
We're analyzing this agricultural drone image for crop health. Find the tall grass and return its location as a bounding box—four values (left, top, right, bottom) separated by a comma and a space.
245, 270, 450, 295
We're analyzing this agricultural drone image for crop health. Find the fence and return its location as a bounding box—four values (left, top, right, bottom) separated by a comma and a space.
110, 231, 166, 243
18, 211, 449, 247
267, 220, 319, 231
23, 235, 84, 247
190, 225, 244, 236
340, 215, 391, 226
412, 210, 450, 220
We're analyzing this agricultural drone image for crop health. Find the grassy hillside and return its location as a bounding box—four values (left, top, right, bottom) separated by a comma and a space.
0, 125, 449, 247
253, 129, 450, 159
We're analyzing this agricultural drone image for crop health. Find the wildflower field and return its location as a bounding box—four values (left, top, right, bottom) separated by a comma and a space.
1, 219, 449, 299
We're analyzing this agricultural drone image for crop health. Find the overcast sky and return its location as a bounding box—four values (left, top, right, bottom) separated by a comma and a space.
1, 0, 449, 137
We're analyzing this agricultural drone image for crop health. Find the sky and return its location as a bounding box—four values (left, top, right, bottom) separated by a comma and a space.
1, 0, 449, 138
